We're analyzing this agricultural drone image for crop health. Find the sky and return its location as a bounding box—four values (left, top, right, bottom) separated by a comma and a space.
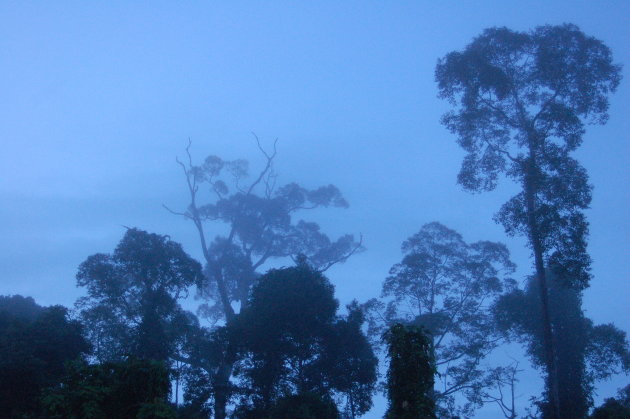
1, 1, 628, 417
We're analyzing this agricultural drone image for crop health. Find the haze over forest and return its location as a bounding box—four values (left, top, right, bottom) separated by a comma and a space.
1, 2, 629, 418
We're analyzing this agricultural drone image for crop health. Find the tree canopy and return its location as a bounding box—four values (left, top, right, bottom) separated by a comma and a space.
76, 228, 203, 363
2, 19, 628, 419
590, 385, 630, 419
435, 24, 621, 289
233, 260, 377, 418
168, 140, 362, 323
44, 357, 176, 419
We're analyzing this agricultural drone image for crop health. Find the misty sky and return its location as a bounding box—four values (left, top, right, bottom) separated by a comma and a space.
1, 2, 628, 417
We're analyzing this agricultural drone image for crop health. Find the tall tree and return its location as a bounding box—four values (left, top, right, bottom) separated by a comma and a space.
165, 138, 362, 418
371, 222, 515, 416
232, 260, 377, 418
76, 228, 203, 363
435, 24, 622, 418
494, 271, 630, 417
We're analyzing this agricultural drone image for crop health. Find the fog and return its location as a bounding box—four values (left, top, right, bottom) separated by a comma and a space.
1, 2, 628, 417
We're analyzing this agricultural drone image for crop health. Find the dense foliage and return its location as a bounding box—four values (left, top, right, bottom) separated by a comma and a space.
266, 392, 340, 419
169, 141, 362, 325
76, 228, 203, 363
0, 295, 90, 418
44, 357, 175, 418
590, 385, 630, 419
166, 141, 363, 418
383, 323, 436, 419
233, 260, 377, 418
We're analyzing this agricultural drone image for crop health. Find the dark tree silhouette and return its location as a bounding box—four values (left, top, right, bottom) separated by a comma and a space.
44, 358, 176, 418
590, 385, 630, 419
0, 295, 90, 417
322, 301, 378, 418
232, 260, 377, 418
266, 392, 340, 419
436, 24, 622, 418
75, 228, 203, 363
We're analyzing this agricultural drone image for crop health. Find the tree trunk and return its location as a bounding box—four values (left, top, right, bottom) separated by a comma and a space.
174, 361, 180, 406
523, 161, 561, 419
349, 391, 355, 419
213, 359, 234, 419
429, 336, 436, 403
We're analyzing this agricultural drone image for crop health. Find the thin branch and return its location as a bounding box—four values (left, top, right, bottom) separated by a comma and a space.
162, 204, 191, 219
532, 89, 560, 125
264, 168, 277, 198
185, 137, 194, 169
479, 96, 520, 129
170, 140, 235, 322
441, 353, 484, 396
252, 246, 274, 271
247, 133, 278, 195
436, 350, 468, 366
480, 127, 520, 163
317, 234, 364, 273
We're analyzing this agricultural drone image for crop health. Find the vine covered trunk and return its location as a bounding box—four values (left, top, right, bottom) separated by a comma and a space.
524, 157, 560, 419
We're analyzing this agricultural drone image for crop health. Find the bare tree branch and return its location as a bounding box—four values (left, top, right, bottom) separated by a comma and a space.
162, 204, 190, 219
247, 133, 278, 195
317, 234, 364, 273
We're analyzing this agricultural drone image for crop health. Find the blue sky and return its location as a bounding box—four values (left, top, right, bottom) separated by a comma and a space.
1, 1, 628, 416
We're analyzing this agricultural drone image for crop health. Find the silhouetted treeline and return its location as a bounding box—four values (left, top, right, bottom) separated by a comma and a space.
1, 224, 628, 418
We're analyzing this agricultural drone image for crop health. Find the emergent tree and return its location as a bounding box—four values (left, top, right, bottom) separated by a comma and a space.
435, 24, 621, 418
165, 138, 362, 418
